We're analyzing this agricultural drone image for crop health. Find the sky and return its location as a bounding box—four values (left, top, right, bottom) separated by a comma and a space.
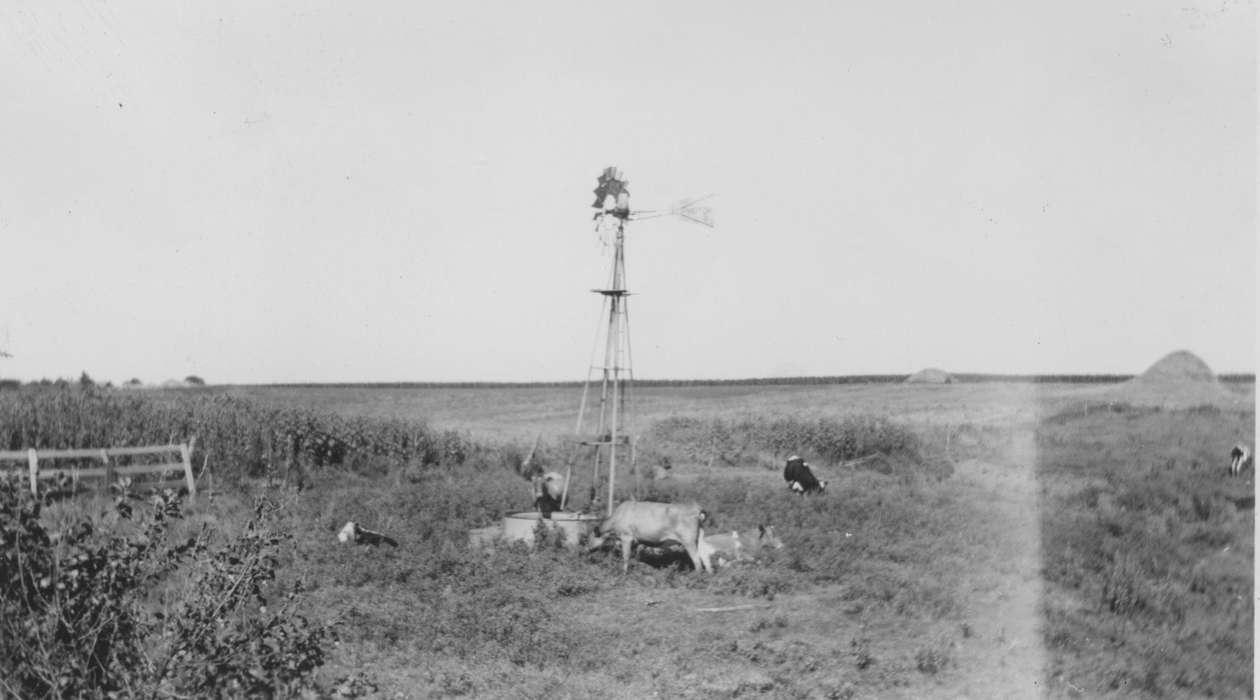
0, 0, 1254, 384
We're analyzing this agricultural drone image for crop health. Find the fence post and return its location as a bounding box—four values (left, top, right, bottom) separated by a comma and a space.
181, 437, 197, 499
100, 449, 112, 492
27, 448, 37, 495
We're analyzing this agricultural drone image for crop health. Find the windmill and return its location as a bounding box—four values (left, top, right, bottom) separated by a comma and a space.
566, 167, 714, 516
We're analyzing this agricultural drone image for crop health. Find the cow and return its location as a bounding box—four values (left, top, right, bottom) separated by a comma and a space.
532, 471, 566, 516
593, 501, 710, 573
337, 521, 399, 547
697, 530, 741, 570
1229, 444, 1252, 477
784, 455, 826, 495
740, 524, 785, 557
639, 457, 672, 482
698, 524, 785, 570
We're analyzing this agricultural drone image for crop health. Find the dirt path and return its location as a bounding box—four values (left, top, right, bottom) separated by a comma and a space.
941, 427, 1045, 699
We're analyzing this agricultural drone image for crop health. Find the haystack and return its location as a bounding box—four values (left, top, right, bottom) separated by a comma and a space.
905, 368, 954, 384
1109, 350, 1238, 408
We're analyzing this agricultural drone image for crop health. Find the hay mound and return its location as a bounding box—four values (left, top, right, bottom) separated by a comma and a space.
905, 368, 954, 384
1110, 350, 1237, 408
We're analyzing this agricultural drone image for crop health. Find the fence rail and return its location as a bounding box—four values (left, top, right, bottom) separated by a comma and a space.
0, 439, 198, 499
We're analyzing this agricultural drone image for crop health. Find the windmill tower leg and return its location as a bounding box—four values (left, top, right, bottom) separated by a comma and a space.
606, 291, 621, 517
579, 219, 632, 517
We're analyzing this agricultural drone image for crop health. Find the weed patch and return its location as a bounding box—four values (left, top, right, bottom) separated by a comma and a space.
1039, 406, 1254, 697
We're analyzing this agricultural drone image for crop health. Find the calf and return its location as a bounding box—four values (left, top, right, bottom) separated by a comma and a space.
337, 521, 399, 547
741, 524, 785, 557
532, 471, 566, 516
1229, 444, 1252, 477
698, 530, 742, 571
699, 525, 785, 570
784, 455, 827, 495
594, 501, 710, 573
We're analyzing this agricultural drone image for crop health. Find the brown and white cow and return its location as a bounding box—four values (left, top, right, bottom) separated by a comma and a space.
594, 501, 710, 573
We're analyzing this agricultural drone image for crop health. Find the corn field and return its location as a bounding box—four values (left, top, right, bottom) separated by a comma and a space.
0, 386, 476, 485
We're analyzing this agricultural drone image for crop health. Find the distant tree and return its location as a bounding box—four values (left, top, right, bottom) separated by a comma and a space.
125, 378, 142, 387
184, 375, 205, 386
77, 372, 94, 388
0, 379, 19, 391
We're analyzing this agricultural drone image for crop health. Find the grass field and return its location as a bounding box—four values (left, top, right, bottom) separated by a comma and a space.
2, 380, 1253, 698
225, 381, 1091, 441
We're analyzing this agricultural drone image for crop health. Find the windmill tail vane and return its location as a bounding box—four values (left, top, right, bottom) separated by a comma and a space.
592, 175, 716, 228
671, 194, 716, 227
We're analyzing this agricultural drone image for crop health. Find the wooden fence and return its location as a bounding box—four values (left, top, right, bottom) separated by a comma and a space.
0, 438, 198, 499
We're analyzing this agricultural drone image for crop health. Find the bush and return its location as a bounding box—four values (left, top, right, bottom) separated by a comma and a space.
0, 477, 332, 698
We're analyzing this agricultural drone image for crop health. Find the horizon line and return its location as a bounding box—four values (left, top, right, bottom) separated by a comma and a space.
219, 372, 1257, 390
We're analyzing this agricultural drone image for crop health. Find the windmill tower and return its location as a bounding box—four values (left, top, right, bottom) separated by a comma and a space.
569, 167, 714, 516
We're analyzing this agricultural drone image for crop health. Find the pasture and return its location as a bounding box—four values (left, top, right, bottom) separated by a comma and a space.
1, 380, 1253, 698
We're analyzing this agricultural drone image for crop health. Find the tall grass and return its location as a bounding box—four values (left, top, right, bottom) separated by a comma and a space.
1038, 404, 1254, 698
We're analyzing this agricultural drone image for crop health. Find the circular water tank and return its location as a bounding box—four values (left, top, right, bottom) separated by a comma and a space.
501, 511, 600, 548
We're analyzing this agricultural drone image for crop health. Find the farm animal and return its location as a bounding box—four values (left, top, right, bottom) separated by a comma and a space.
697, 530, 737, 570
639, 457, 672, 482
784, 456, 826, 495
698, 525, 785, 570
532, 471, 566, 516
337, 521, 399, 547
593, 501, 711, 573
1229, 444, 1252, 477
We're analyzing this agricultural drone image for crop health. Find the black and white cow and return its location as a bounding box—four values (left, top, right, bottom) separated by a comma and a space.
337, 521, 399, 547
1229, 444, 1252, 477
784, 455, 826, 495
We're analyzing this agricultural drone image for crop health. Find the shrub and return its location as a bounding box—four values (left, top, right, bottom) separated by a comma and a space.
0, 477, 333, 698
915, 644, 951, 674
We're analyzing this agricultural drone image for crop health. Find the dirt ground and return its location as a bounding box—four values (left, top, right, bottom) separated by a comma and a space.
945, 441, 1045, 698
555, 423, 1048, 699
